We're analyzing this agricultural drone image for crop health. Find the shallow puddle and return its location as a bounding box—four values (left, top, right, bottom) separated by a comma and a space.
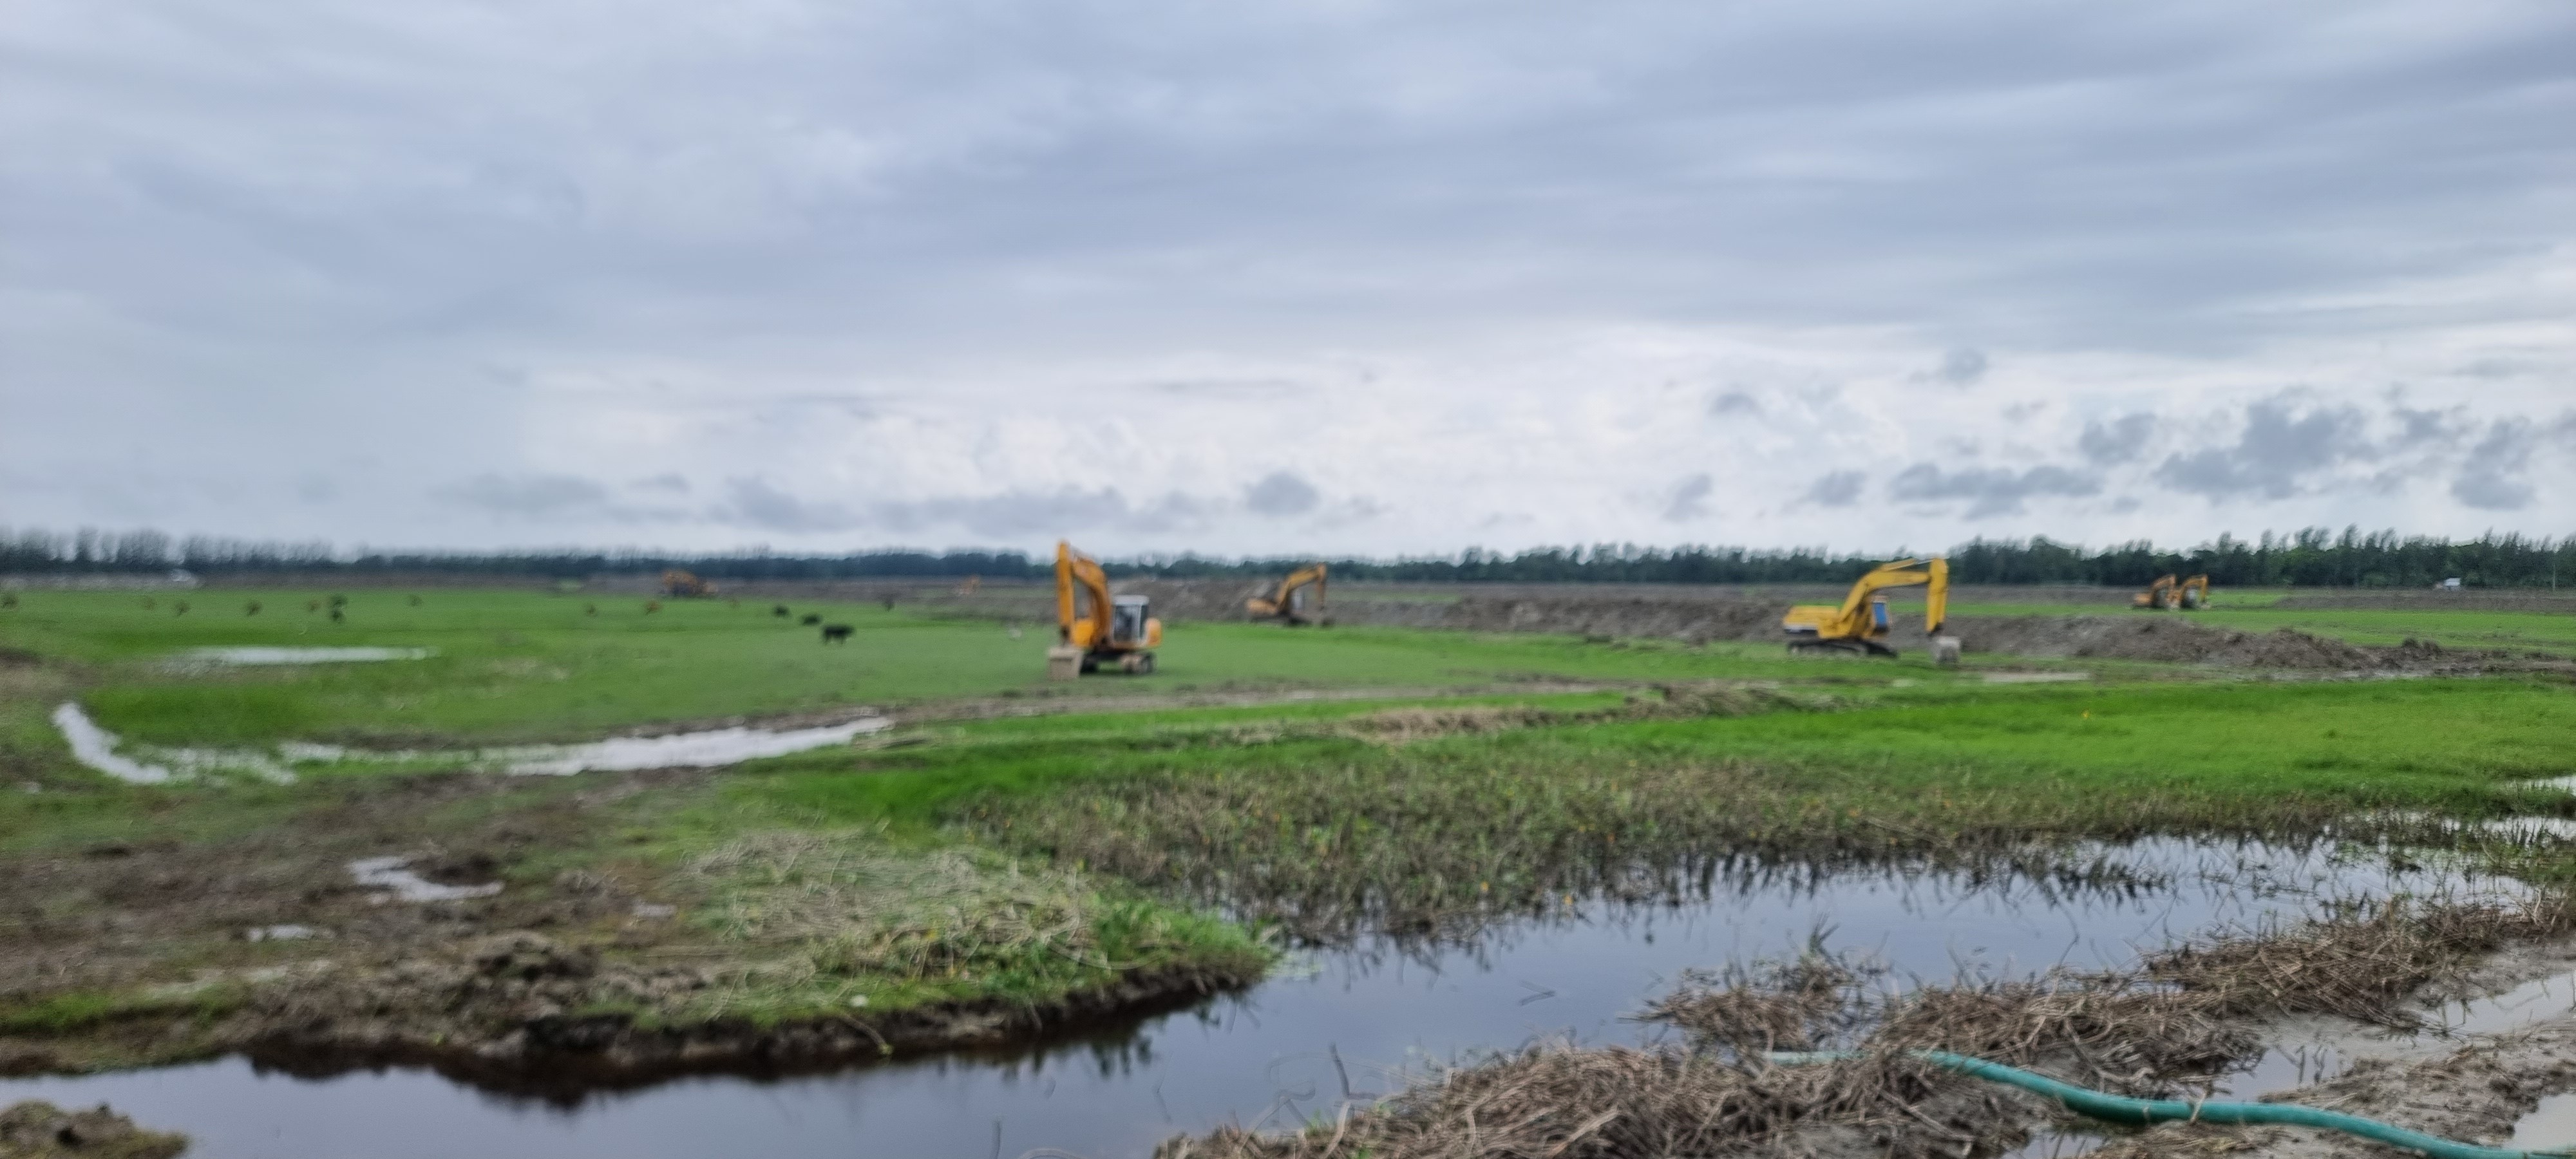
348, 856, 504, 903
50, 703, 297, 784
50, 702, 171, 784
52, 702, 887, 783
469, 719, 889, 776
178, 646, 437, 666
0, 837, 2514, 1159
2513, 1092, 2576, 1151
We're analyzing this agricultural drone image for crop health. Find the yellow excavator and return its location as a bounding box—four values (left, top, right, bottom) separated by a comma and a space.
1246, 563, 1328, 626
1783, 558, 1948, 656
2132, 574, 2214, 610
1052, 540, 1161, 675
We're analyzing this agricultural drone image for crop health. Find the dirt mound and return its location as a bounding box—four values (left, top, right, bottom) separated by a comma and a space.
1946, 616, 2384, 669
1438, 595, 1788, 643
0, 1100, 187, 1159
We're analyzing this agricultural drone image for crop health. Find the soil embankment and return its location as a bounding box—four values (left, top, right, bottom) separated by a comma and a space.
1115, 581, 2520, 670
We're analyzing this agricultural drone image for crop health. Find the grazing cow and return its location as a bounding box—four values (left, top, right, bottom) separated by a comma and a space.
799, 614, 822, 626
881, 596, 896, 610
307, 599, 322, 613
1, 593, 16, 609
407, 594, 422, 607
584, 603, 598, 616
245, 601, 261, 616
328, 607, 341, 623
772, 605, 791, 618
174, 600, 190, 616
645, 600, 663, 614
820, 624, 853, 644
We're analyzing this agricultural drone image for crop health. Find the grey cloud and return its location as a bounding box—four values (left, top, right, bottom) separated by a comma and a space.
1663, 473, 1713, 521
1244, 471, 1321, 517
1936, 348, 1989, 386
721, 478, 862, 532
10, 2, 2576, 550
1708, 391, 1761, 417
715, 478, 1253, 538
874, 487, 1217, 538
434, 473, 611, 516
1888, 463, 2100, 518
2077, 413, 2156, 466
2387, 406, 2470, 451
2450, 419, 2537, 511
632, 473, 691, 493
1146, 378, 1302, 400
2151, 398, 2371, 501
1804, 470, 1866, 507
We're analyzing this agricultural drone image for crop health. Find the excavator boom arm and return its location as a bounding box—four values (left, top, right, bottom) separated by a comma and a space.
1248, 563, 1328, 619
1055, 541, 1116, 647
1785, 556, 1947, 643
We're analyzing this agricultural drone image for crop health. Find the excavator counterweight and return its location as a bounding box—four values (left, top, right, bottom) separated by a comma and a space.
1783, 558, 1949, 657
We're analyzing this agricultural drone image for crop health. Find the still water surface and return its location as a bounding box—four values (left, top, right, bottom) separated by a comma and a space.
3, 838, 2501, 1159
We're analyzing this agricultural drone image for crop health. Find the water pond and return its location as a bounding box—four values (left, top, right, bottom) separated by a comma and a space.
2, 838, 2519, 1159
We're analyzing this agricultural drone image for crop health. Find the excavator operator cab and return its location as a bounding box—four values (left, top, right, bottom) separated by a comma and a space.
1110, 596, 1151, 646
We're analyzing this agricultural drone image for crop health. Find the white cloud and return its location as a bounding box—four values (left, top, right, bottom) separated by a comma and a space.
2, 1, 2571, 554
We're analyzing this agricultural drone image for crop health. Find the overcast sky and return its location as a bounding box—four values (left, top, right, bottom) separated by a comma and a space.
4, 1, 2571, 558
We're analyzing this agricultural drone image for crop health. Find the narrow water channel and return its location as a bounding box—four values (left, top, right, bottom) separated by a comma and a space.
3, 838, 2511, 1159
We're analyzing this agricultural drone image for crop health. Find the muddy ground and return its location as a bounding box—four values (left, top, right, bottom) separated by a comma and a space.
0, 766, 1251, 1090
2088, 934, 2576, 1158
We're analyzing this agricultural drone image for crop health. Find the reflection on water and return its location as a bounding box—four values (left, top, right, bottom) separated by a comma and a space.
0, 838, 2514, 1159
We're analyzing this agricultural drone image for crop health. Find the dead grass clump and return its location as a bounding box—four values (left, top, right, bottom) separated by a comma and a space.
1152, 1041, 1993, 1159
1631, 683, 1835, 719
977, 752, 2174, 947
690, 831, 1100, 979
1870, 977, 2255, 1094
2146, 895, 2575, 1027
1164, 896, 2576, 1159
1336, 705, 1565, 744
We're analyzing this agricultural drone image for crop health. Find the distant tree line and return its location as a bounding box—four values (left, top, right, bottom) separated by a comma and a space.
3, 525, 2570, 589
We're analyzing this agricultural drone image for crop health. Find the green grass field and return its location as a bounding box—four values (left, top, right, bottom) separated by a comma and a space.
3, 588, 2005, 748
4, 583, 2573, 1064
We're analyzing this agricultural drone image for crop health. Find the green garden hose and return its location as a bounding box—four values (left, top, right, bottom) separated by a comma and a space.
1765, 1050, 2572, 1159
